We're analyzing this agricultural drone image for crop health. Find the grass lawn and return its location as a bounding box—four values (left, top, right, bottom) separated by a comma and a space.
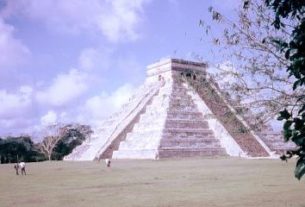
0, 157, 304, 207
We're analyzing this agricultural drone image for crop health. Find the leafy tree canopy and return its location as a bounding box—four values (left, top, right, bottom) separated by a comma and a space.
0, 136, 45, 163
265, 0, 305, 179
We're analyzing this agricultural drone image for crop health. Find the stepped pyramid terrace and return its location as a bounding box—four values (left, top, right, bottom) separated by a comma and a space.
65, 58, 293, 161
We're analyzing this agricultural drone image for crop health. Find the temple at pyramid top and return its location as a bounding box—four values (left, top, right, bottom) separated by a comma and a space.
145, 58, 207, 83
147, 58, 207, 73
65, 58, 293, 161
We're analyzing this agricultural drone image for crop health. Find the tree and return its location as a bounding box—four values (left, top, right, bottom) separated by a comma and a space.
265, 0, 305, 179
0, 136, 45, 163
200, 0, 303, 130
52, 124, 92, 160
40, 124, 68, 161
39, 124, 92, 160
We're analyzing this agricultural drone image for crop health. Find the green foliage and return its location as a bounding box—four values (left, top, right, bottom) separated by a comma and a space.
52, 127, 88, 160
0, 136, 46, 163
295, 158, 305, 180
266, 0, 305, 179
0, 124, 91, 163
39, 124, 91, 160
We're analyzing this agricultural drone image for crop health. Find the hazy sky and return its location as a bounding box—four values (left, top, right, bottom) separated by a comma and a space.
0, 0, 239, 137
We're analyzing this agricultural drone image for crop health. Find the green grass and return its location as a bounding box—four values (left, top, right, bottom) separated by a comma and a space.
0, 157, 304, 207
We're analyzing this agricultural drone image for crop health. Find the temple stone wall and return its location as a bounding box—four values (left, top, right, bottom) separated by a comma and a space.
65, 58, 290, 161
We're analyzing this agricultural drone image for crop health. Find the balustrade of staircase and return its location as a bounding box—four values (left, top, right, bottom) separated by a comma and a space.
158, 77, 227, 158
112, 81, 172, 159
64, 82, 162, 160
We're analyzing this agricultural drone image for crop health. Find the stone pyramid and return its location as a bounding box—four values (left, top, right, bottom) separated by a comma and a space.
65, 58, 289, 161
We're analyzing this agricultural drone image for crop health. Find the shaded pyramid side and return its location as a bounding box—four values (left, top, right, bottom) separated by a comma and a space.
184, 73, 272, 157
259, 130, 296, 154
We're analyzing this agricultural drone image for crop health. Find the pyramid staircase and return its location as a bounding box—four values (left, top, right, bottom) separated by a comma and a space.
111, 78, 171, 159
158, 77, 226, 158
258, 131, 296, 154
64, 58, 282, 161
112, 74, 227, 159
64, 82, 162, 160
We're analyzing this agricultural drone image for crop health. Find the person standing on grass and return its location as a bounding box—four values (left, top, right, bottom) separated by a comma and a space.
19, 162, 26, 175
14, 163, 19, 175
105, 159, 111, 168
13, 162, 26, 175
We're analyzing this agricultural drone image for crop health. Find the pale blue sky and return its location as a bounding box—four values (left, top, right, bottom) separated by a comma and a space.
0, 0, 240, 137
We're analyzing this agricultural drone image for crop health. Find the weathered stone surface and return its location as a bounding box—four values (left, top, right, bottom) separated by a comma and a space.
65, 58, 289, 161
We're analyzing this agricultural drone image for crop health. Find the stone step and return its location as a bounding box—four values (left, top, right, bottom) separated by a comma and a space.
167, 111, 204, 120
132, 124, 164, 132
171, 89, 188, 93
145, 105, 168, 113
162, 134, 215, 140
119, 139, 160, 150
112, 149, 158, 159
158, 148, 227, 158
159, 144, 223, 149
138, 113, 167, 122
169, 96, 193, 101
260, 136, 296, 153
168, 101, 196, 108
132, 117, 165, 129
169, 96, 191, 102
169, 97, 194, 103
170, 89, 188, 94
163, 128, 213, 135
160, 142, 222, 149
162, 134, 214, 140
165, 119, 209, 128
125, 130, 162, 141
168, 106, 198, 111
171, 85, 187, 89
160, 137, 220, 145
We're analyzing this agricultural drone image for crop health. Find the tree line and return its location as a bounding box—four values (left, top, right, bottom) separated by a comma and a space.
0, 124, 92, 163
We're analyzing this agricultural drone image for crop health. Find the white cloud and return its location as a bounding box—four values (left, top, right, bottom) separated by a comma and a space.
1, 0, 150, 43
36, 69, 89, 107
78, 47, 112, 71
98, 0, 149, 42
0, 18, 30, 68
0, 0, 150, 135
40, 110, 57, 126
0, 86, 33, 118
81, 83, 136, 125
0, 85, 35, 136
20, 85, 33, 95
